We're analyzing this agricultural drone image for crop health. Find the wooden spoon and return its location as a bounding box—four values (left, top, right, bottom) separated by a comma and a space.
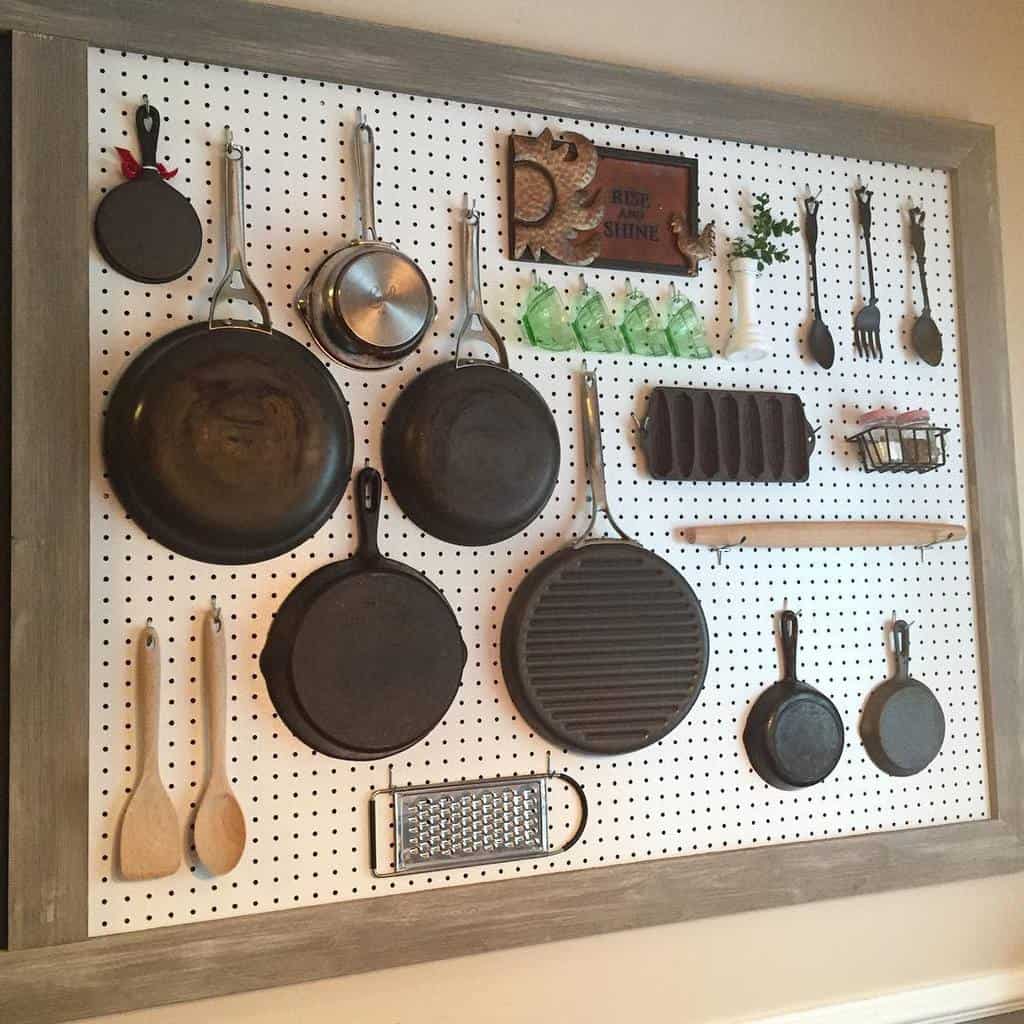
120, 623, 181, 881
194, 604, 246, 875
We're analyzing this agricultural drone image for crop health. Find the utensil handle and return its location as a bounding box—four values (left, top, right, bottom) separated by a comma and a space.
893, 619, 911, 680
855, 186, 877, 302
356, 465, 382, 560
354, 109, 377, 242
779, 609, 799, 682
803, 199, 822, 316
135, 102, 160, 168
682, 521, 966, 549
910, 208, 931, 313
210, 132, 271, 332
203, 605, 228, 783
138, 623, 161, 775
579, 369, 630, 542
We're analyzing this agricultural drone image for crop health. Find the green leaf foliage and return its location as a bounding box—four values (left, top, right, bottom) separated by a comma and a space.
729, 193, 798, 272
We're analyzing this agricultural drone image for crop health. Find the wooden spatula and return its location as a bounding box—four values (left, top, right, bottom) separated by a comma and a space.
120, 623, 181, 881
194, 604, 246, 875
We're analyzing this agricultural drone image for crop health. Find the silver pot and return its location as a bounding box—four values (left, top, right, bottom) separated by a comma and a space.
296, 111, 435, 371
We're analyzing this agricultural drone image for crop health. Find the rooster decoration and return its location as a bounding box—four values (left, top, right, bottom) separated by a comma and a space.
670, 212, 716, 275
511, 129, 604, 265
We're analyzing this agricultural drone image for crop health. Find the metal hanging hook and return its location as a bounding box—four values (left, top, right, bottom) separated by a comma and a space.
142, 94, 150, 114
709, 535, 747, 566
211, 595, 222, 631
914, 531, 955, 563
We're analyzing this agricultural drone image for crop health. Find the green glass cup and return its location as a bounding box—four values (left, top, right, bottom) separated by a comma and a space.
521, 273, 577, 351
572, 279, 624, 353
666, 282, 712, 359
619, 279, 670, 357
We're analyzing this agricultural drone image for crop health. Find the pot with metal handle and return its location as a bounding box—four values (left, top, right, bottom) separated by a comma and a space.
296, 109, 435, 370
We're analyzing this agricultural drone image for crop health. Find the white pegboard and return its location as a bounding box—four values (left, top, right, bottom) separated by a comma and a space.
87, 48, 988, 936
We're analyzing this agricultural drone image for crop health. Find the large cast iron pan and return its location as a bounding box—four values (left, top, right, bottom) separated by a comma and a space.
260, 467, 466, 759
744, 611, 844, 790
501, 368, 709, 755
382, 200, 559, 546
103, 132, 353, 565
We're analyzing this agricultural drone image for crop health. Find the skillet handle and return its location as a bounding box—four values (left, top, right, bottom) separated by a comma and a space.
779, 609, 799, 683
548, 772, 589, 855
356, 466, 382, 560
354, 109, 377, 242
135, 100, 160, 168
579, 369, 630, 543
892, 619, 911, 680
455, 199, 509, 370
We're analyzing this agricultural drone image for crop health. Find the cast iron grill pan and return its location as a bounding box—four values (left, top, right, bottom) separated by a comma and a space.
501, 369, 708, 755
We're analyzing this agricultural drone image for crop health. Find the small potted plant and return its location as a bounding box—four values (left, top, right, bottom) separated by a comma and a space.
726, 193, 797, 362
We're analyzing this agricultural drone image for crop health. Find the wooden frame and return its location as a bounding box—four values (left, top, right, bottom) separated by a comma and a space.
1, 2, 1020, 1021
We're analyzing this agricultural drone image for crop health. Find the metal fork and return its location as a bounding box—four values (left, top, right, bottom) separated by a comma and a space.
853, 184, 882, 360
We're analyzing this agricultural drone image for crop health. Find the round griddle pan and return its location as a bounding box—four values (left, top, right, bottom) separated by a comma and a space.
501, 368, 708, 755
744, 611, 844, 790
260, 467, 467, 759
94, 99, 203, 284
382, 200, 559, 546
103, 133, 353, 565
861, 620, 944, 776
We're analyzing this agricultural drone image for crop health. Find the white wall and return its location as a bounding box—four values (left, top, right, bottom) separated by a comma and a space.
80, 1, 1024, 1020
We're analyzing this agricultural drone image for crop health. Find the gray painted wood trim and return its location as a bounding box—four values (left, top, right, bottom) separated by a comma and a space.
5, 31, 90, 950
0, 2, 1020, 1021
0, 0, 989, 168
2, 819, 1021, 1024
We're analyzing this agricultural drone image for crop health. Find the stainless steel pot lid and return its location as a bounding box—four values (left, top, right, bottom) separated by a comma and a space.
333, 248, 433, 351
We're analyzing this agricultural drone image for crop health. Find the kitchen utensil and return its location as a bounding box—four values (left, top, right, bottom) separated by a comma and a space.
119, 623, 180, 881
501, 368, 709, 755
522, 271, 577, 350
909, 206, 943, 366
260, 467, 466, 759
861, 620, 945, 776
637, 386, 816, 483
665, 282, 712, 359
296, 110, 435, 370
572, 277, 624, 353
620, 279, 670, 356
369, 768, 588, 876
853, 184, 882, 360
194, 603, 246, 875
94, 98, 203, 284
803, 195, 835, 369
682, 521, 965, 550
103, 130, 353, 565
381, 199, 560, 546
744, 610, 844, 790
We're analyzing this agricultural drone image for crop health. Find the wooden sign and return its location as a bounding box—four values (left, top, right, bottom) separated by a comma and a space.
510, 131, 709, 276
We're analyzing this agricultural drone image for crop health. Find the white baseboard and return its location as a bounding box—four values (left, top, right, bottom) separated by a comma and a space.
737, 968, 1024, 1024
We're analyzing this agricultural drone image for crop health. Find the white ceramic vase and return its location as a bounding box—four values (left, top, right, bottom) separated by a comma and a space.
725, 256, 769, 362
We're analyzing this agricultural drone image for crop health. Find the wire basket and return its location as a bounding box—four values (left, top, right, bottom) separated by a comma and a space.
847, 424, 949, 473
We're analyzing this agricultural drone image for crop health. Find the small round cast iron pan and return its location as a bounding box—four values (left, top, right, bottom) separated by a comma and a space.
501, 369, 708, 755
861, 620, 944, 776
94, 100, 203, 284
744, 611, 844, 790
103, 135, 353, 565
260, 467, 467, 760
382, 200, 559, 546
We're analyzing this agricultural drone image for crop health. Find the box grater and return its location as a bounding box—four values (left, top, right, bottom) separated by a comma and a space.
369, 770, 587, 876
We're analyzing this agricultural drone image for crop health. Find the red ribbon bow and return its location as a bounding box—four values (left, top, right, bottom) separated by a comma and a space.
115, 147, 178, 181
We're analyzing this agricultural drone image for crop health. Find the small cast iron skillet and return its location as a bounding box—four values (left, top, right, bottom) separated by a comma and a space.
744, 611, 844, 790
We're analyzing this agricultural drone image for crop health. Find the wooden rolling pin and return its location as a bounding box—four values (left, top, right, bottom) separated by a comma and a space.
682, 521, 966, 549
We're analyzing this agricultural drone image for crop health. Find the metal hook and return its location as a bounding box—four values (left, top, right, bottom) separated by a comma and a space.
782, 596, 801, 617
669, 280, 678, 300
891, 611, 915, 629
579, 273, 589, 293
805, 184, 822, 200
143, 94, 150, 115
914, 531, 955, 563
546, 751, 552, 775
464, 193, 480, 222
710, 535, 747, 566
211, 595, 222, 631
531, 269, 539, 286
145, 616, 153, 627
356, 105, 366, 127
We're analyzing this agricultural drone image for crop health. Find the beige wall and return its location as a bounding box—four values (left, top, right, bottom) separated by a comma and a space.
81, 1, 1024, 1021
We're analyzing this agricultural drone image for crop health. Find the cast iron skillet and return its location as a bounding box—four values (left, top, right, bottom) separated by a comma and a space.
382, 200, 559, 546
744, 610, 844, 790
861, 620, 944, 776
260, 467, 467, 759
103, 133, 353, 565
94, 99, 203, 284
501, 368, 708, 755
